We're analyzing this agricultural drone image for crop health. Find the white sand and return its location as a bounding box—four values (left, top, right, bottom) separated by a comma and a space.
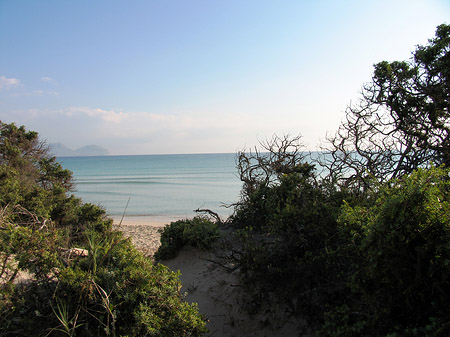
113, 218, 311, 336
111, 215, 179, 227
164, 247, 311, 337
111, 217, 169, 256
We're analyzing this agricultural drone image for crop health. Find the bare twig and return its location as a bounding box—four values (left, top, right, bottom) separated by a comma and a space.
194, 208, 222, 224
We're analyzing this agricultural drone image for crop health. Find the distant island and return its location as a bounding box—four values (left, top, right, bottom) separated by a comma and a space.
50, 142, 109, 157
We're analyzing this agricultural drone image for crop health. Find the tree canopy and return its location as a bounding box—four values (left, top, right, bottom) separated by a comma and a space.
322, 24, 450, 190
225, 24, 450, 336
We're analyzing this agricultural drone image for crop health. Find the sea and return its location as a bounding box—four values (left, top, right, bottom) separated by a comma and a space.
57, 153, 243, 223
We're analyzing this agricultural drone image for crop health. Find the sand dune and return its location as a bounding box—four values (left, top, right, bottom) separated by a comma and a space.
114, 219, 311, 337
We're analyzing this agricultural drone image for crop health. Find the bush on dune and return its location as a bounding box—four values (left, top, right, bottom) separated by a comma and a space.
0, 121, 207, 336
0, 215, 207, 336
154, 216, 220, 260
229, 137, 352, 319
225, 24, 450, 336
320, 166, 450, 336
229, 146, 450, 336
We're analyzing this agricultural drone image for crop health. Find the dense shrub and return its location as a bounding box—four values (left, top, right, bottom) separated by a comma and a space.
320, 166, 450, 336
230, 162, 450, 335
0, 209, 207, 336
0, 121, 113, 241
0, 122, 207, 336
230, 163, 450, 334
229, 162, 351, 318
155, 217, 220, 260
224, 26, 450, 335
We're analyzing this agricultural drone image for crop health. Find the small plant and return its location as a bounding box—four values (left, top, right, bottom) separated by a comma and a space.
51, 299, 83, 337
155, 216, 220, 260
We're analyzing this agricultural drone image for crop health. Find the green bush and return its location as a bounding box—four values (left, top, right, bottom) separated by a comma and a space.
225, 25, 450, 335
229, 163, 350, 319
155, 217, 220, 260
0, 122, 208, 336
322, 166, 450, 336
230, 145, 450, 335
0, 220, 208, 336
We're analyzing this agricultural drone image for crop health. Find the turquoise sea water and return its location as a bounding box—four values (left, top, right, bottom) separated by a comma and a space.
57, 153, 242, 222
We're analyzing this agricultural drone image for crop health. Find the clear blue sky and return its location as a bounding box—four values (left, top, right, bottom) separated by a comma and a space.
1, 0, 449, 155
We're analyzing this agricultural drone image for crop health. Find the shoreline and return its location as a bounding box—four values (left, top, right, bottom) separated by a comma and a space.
110, 215, 181, 227
111, 215, 179, 256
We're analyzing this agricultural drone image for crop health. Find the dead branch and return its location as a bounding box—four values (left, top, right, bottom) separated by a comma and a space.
194, 208, 222, 224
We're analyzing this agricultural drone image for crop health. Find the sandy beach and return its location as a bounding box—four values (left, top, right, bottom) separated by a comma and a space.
111, 216, 176, 256
112, 217, 309, 337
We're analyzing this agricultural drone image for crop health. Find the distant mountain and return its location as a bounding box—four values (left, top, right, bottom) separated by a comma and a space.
75, 145, 110, 156
50, 143, 109, 157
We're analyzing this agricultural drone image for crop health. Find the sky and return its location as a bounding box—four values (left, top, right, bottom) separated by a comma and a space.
0, 0, 449, 155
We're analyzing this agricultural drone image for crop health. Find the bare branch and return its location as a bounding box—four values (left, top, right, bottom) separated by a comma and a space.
194, 208, 222, 224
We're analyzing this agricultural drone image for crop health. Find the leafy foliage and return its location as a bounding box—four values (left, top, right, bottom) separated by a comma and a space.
231, 150, 450, 335
229, 137, 352, 319
155, 216, 220, 260
0, 217, 207, 336
322, 24, 450, 190
0, 121, 111, 240
325, 166, 450, 336
0, 121, 207, 336
225, 24, 450, 336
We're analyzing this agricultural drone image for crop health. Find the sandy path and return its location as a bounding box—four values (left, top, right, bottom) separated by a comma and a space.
112, 219, 311, 336
112, 223, 162, 256
111, 216, 175, 256
164, 246, 311, 337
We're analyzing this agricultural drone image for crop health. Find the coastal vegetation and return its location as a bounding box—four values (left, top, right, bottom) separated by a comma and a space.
0, 122, 207, 336
1, 23, 449, 336
154, 216, 219, 260
215, 23, 450, 336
